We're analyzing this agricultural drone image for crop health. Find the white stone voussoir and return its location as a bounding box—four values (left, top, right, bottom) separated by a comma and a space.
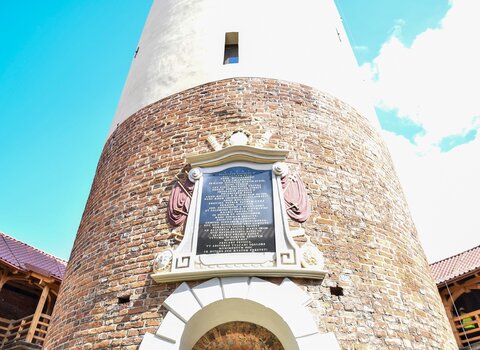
163, 282, 201, 322
139, 333, 178, 350
280, 278, 314, 307
156, 312, 185, 343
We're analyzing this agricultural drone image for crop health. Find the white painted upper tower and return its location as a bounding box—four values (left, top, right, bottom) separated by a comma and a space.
111, 0, 375, 135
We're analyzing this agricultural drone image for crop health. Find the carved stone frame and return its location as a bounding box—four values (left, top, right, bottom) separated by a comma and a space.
151, 145, 326, 282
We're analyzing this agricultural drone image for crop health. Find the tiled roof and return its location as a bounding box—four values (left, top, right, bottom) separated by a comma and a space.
430, 245, 480, 285
0, 232, 67, 281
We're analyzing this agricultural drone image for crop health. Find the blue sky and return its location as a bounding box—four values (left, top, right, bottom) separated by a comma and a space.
335, 0, 451, 64
1, 0, 477, 262
0, 0, 151, 258
336, 0, 456, 149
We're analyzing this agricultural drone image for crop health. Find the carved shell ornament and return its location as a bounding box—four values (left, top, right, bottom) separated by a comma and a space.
226, 129, 252, 146
300, 238, 324, 269
153, 249, 173, 273
207, 129, 273, 151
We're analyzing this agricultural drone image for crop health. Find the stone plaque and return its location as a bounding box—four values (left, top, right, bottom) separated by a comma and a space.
197, 167, 275, 255
151, 144, 326, 283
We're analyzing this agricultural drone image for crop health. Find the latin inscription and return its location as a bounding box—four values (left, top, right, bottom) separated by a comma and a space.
197, 167, 275, 255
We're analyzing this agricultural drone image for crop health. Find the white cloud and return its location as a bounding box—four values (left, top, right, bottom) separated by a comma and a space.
383, 131, 480, 262
362, 0, 480, 147
362, 0, 480, 261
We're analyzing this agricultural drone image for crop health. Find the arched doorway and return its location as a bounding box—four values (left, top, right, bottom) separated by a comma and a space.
193, 321, 284, 350
452, 289, 480, 346
138, 277, 342, 350
178, 297, 298, 350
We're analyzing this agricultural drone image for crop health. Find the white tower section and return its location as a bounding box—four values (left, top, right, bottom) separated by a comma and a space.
110, 0, 376, 135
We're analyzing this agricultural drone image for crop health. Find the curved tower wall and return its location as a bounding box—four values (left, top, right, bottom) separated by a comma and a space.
45, 1, 457, 349
111, 0, 376, 134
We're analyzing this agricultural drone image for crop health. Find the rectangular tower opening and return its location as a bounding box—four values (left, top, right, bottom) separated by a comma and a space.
223, 32, 239, 64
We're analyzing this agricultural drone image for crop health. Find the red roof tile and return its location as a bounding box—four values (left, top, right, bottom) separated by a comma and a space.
430, 245, 480, 285
0, 232, 67, 281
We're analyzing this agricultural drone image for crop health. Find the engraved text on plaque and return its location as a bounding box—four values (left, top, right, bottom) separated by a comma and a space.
197, 167, 275, 255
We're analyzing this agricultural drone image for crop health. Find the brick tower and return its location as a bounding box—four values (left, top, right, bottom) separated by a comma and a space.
45, 1, 457, 349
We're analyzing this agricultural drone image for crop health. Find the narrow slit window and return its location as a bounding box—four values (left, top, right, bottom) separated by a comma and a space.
224, 32, 239, 64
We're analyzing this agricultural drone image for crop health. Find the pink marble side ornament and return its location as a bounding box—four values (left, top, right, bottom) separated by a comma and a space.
167, 178, 195, 226
281, 173, 311, 223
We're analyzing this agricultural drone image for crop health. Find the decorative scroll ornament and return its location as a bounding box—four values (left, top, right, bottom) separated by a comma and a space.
167, 176, 195, 226
273, 162, 289, 177
300, 238, 324, 269
153, 249, 173, 273
188, 168, 203, 182
281, 172, 311, 223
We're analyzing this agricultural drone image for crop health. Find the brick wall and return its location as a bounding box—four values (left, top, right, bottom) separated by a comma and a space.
193, 321, 283, 350
45, 78, 457, 349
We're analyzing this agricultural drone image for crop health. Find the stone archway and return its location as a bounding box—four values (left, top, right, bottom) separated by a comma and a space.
139, 277, 341, 350
192, 321, 284, 350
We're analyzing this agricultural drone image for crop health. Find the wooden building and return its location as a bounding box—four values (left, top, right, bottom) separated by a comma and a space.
431, 245, 480, 349
0, 232, 66, 349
